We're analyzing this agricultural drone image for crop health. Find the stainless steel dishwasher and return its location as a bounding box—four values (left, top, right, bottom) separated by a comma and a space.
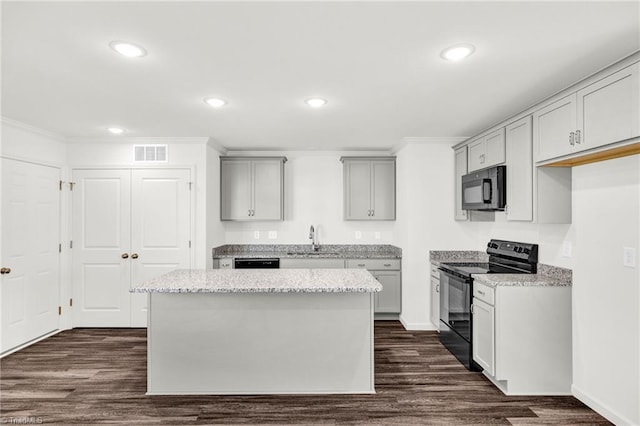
233, 258, 280, 269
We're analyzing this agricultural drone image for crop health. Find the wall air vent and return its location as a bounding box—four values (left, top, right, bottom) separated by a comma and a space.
133, 145, 168, 163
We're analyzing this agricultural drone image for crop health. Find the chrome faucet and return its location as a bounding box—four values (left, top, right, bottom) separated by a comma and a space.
309, 225, 319, 251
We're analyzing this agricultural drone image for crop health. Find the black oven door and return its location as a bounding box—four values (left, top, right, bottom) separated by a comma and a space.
439, 270, 471, 342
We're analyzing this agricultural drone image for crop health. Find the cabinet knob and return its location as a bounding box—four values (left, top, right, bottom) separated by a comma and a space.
131, 253, 139, 259
0, 267, 11, 275
121, 253, 129, 259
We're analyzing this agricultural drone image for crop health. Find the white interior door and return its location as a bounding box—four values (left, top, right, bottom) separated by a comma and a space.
72, 169, 131, 327
1, 159, 60, 353
130, 169, 191, 327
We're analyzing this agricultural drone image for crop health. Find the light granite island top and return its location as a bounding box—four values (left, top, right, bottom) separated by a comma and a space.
134, 268, 379, 395
131, 268, 382, 293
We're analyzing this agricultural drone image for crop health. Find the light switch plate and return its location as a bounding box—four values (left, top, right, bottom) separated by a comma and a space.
355, 231, 362, 240
623, 247, 636, 268
562, 240, 572, 257
253, 231, 260, 240
268, 231, 277, 239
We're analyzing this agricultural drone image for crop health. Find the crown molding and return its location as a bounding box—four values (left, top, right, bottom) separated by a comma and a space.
392, 136, 468, 154
1, 117, 67, 142
206, 137, 229, 154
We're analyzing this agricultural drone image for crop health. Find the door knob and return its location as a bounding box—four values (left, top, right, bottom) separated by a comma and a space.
121, 253, 129, 259
131, 253, 139, 259
0, 267, 11, 275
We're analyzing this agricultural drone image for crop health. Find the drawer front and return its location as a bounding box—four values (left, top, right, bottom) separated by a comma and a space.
473, 282, 495, 305
346, 259, 400, 270
280, 258, 345, 269
219, 258, 233, 269
430, 263, 440, 279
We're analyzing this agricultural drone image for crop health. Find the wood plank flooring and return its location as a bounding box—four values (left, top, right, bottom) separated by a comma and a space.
1, 322, 609, 425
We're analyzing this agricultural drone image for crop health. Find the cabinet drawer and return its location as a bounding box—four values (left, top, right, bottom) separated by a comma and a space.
346, 259, 400, 270
280, 258, 345, 269
430, 263, 440, 279
218, 258, 233, 269
474, 282, 495, 305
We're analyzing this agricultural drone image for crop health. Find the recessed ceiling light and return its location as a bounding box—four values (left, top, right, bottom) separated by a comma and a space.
108, 127, 125, 135
305, 98, 328, 108
109, 41, 147, 58
440, 43, 475, 61
204, 97, 227, 108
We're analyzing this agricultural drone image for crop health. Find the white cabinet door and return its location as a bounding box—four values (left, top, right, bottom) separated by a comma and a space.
506, 116, 533, 221
534, 94, 577, 162
485, 128, 506, 166
72, 169, 132, 327
252, 160, 283, 220
1, 159, 60, 353
371, 160, 395, 220
430, 273, 440, 329
344, 160, 372, 220
220, 160, 252, 220
454, 147, 468, 221
467, 138, 485, 172
472, 298, 495, 376
577, 62, 639, 151
373, 271, 401, 313
130, 169, 191, 327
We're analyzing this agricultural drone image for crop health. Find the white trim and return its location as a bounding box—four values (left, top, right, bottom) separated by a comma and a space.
206, 137, 228, 155
393, 136, 468, 154
572, 384, 637, 426
0, 329, 64, 358
1, 116, 67, 142
399, 315, 438, 331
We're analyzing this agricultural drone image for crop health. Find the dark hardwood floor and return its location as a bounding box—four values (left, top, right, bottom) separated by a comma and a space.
1, 322, 609, 425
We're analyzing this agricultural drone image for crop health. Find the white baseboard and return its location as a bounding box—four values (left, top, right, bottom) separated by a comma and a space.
1, 329, 63, 358
572, 384, 638, 426
399, 315, 438, 331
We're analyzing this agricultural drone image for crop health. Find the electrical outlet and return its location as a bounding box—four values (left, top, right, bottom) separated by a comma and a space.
562, 240, 572, 257
355, 231, 362, 240
268, 231, 277, 239
623, 247, 636, 268
374, 232, 381, 240
254, 231, 260, 240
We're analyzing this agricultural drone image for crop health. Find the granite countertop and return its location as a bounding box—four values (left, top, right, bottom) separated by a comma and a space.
130, 268, 383, 293
429, 250, 572, 288
429, 250, 488, 266
213, 244, 402, 259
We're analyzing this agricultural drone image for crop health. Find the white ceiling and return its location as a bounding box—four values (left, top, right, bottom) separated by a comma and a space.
2, 1, 639, 151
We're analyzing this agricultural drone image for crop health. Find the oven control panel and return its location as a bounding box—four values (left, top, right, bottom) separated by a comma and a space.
487, 239, 538, 262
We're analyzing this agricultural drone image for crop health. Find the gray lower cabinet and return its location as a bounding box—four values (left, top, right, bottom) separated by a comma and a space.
340, 156, 396, 221
220, 156, 286, 221
430, 263, 440, 329
279, 258, 345, 269
346, 259, 401, 315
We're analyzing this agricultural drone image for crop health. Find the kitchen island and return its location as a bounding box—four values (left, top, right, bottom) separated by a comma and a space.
131, 268, 381, 395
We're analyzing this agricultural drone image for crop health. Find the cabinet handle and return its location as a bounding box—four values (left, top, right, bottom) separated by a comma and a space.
131, 253, 139, 259
470, 303, 475, 314
357, 263, 366, 267
0, 267, 11, 275
477, 290, 485, 295
371, 209, 374, 217
436, 283, 439, 293
575, 130, 581, 144
121, 253, 129, 259
480, 154, 485, 164
383, 263, 391, 267
569, 132, 575, 146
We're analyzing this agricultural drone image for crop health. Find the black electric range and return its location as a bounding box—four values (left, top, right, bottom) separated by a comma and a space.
438, 239, 538, 371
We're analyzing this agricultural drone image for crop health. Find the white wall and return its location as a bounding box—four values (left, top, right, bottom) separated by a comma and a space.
206, 143, 225, 268
221, 151, 396, 245
571, 155, 639, 426
66, 141, 209, 269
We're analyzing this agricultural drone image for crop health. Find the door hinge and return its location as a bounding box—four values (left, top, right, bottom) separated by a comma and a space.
58, 306, 62, 316
59, 243, 62, 253
69, 298, 73, 307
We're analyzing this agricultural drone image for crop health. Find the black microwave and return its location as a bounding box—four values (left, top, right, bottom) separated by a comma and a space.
461, 165, 506, 211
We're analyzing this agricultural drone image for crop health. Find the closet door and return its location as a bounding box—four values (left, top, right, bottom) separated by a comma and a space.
130, 169, 191, 327
1, 159, 60, 353
72, 169, 131, 327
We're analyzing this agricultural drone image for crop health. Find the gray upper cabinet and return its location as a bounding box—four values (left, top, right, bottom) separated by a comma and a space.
467, 128, 506, 172
341, 156, 396, 221
505, 116, 533, 221
220, 156, 286, 221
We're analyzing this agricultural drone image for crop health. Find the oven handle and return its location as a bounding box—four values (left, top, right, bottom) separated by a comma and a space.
438, 267, 472, 283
